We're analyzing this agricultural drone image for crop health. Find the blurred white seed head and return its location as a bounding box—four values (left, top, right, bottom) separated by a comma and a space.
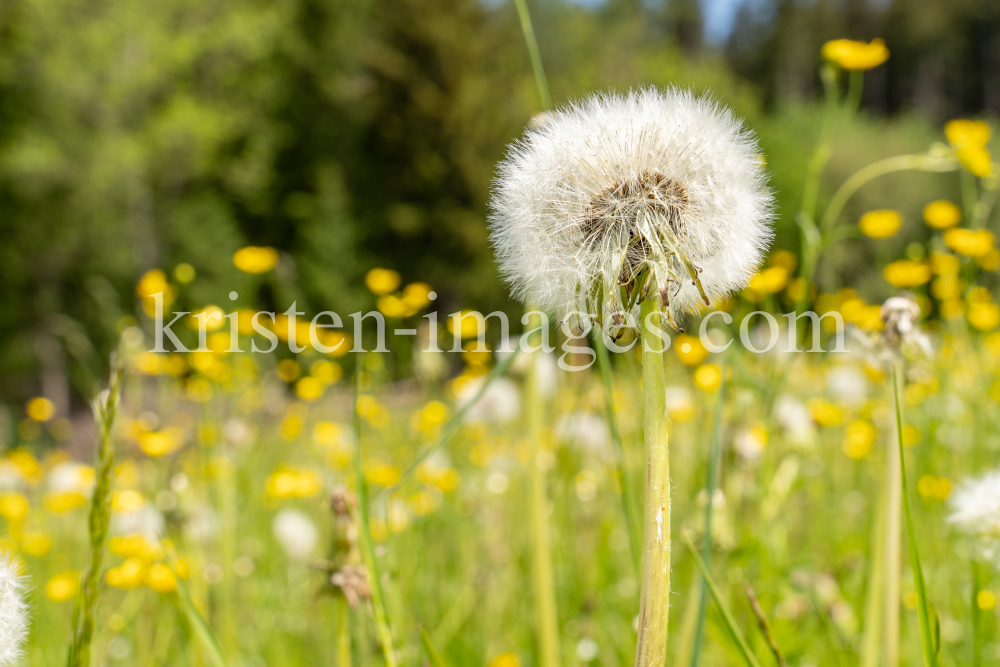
490, 87, 774, 328
949, 469, 1000, 564
0, 555, 28, 666
272, 510, 318, 561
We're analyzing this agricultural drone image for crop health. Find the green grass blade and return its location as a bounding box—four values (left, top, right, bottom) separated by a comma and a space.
375, 344, 521, 505
418, 625, 448, 667
163, 556, 227, 667
353, 360, 398, 667
511, 0, 551, 111
593, 335, 641, 574
891, 364, 938, 667
681, 532, 762, 667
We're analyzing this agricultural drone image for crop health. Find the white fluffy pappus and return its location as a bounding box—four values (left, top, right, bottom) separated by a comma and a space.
272, 509, 318, 561
0, 554, 28, 666
490, 87, 774, 328
949, 469, 1000, 540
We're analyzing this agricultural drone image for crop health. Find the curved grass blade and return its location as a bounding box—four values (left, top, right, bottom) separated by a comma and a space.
162, 554, 226, 667
681, 532, 762, 667
418, 624, 448, 667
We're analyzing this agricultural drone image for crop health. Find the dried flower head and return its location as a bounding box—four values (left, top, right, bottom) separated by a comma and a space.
949, 469, 1000, 564
0, 555, 28, 666
878, 293, 932, 360
330, 564, 372, 608
490, 87, 774, 331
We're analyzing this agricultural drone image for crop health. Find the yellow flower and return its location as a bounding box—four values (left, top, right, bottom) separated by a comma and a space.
402, 283, 434, 310
134, 352, 163, 375
843, 420, 877, 460
365, 268, 401, 295
106, 558, 145, 589
902, 425, 921, 447
174, 263, 196, 283
957, 145, 993, 178
969, 302, 1000, 331
821, 38, 889, 70
917, 475, 951, 501
490, 653, 522, 667
265, 467, 323, 499
186, 305, 226, 332
26, 397, 55, 422
294, 377, 324, 402
675, 334, 710, 366
364, 462, 401, 488
144, 562, 177, 593
138, 430, 182, 458
945, 119, 991, 148
930, 252, 961, 276
109, 535, 161, 560
312, 421, 343, 448
310, 360, 342, 385
745, 266, 789, 299
978, 590, 997, 611
931, 275, 962, 301
923, 200, 962, 229
693, 364, 722, 392
377, 294, 413, 319
46, 571, 79, 602
111, 490, 144, 513
316, 330, 352, 358
447, 311, 484, 339
770, 249, 798, 272
808, 399, 843, 427
859, 210, 902, 238
883, 260, 931, 288
43, 491, 87, 514
944, 228, 995, 258
978, 248, 1000, 271
233, 246, 279, 274
20, 531, 51, 557
0, 493, 29, 523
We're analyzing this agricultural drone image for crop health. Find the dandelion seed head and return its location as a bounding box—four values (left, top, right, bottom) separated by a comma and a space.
949, 470, 1000, 561
489, 87, 774, 327
0, 554, 28, 666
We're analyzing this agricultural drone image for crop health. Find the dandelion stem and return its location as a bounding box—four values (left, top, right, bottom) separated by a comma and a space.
884, 384, 903, 667
594, 335, 642, 574
67, 353, 125, 667
526, 310, 561, 667
512, 0, 551, 111
891, 363, 938, 667
634, 294, 672, 667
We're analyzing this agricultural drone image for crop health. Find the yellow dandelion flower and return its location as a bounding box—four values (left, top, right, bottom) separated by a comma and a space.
883, 260, 931, 288
969, 302, 1000, 331
265, 467, 323, 499
745, 266, 788, 300
312, 421, 343, 448
111, 490, 144, 514
675, 334, 710, 366
809, 399, 843, 427
447, 311, 485, 339
945, 119, 991, 148
143, 562, 177, 593
43, 491, 87, 514
138, 431, 181, 458
402, 282, 434, 310
20, 531, 51, 557
490, 653, 522, 667
977, 248, 1000, 271
134, 352, 162, 375
26, 397, 55, 422
294, 377, 324, 402
930, 252, 961, 276
859, 210, 902, 239
106, 558, 145, 589
233, 246, 279, 274
109, 535, 160, 560
944, 228, 995, 258
365, 268, 401, 295
310, 360, 342, 385
957, 145, 993, 178
364, 462, 402, 488
931, 275, 962, 301
902, 425, 921, 447
923, 201, 962, 229
186, 306, 225, 332
280, 413, 304, 441
0, 493, 29, 523
978, 590, 997, 610
316, 330, 352, 358
770, 249, 798, 272
843, 420, 877, 460
46, 571, 79, 602
693, 364, 722, 392
376, 294, 410, 319
821, 38, 889, 70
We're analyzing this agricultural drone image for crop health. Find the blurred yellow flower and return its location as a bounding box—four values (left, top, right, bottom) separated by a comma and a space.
490, 653, 522, 667
917, 475, 951, 501
265, 467, 323, 499
20, 531, 51, 557
365, 462, 401, 488
294, 377, 324, 402
930, 252, 961, 276
26, 397, 55, 422
902, 425, 921, 447
187, 306, 225, 332
859, 210, 902, 238
770, 249, 797, 272
745, 266, 788, 299
693, 364, 721, 392
843, 420, 877, 460
821, 38, 889, 70
310, 360, 342, 385
316, 330, 352, 358
402, 283, 434, 310
944, 228, 995, 258
957, 145, 993, 178
109, 535, 160, 560
978, 248, 1000, 271
174, 263, 196, 283
448, 311, 484, 339
357, 395, 391, 428
377, 294, 413, 319
46, 571, 78, 602
106, 558, 145, 589
280, 413, 304, 441
931, 275, 962, 301
412, 401, 449, 435
675, 334, 710, 366
134, 352, 163, 375
112, 490, 144, 513
43, 491, 87, 514
366, 268, 401, 295
138, 430, 182, 458
969, 302, 1000, 331
946, 119, 991, 148
978, 590, 997, 611
144, 562, 177, 593
883, 260, 931, 288
0, 493, 28, 523
277, 359, 301, 382
809, 399, 843, 427
923, 200, 962, 229
312, 421, 343, 448
233, 246, 279, 273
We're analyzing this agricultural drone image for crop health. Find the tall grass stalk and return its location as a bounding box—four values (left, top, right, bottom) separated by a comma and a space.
352, 361, 397, 667
633, 295, 672, 667
891, 363, 938, 667
512, 0, 551, 112
859, 484, 886, 667
972, 560, 982, 667
884, 392, 903, 667
526, 311, 561, 667
67, 353, 125, 667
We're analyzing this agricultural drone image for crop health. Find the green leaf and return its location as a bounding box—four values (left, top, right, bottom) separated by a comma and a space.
163, 557, 227, 667
418, 625, 448, 667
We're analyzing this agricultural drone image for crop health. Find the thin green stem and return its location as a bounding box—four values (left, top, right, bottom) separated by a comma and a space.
962, 169, 980, 228
885, 389, 902, 667
526, 310, 560, 667
971, 173, 1000, 230
353, 363, 397, 667
337, 598, 352, 667
595, 335, 641, 574
633, 295, 672, 667
973, 559, 982, 667
690, 356, 726, 667
512, 0, 551, 111
891, 363, 938, 667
